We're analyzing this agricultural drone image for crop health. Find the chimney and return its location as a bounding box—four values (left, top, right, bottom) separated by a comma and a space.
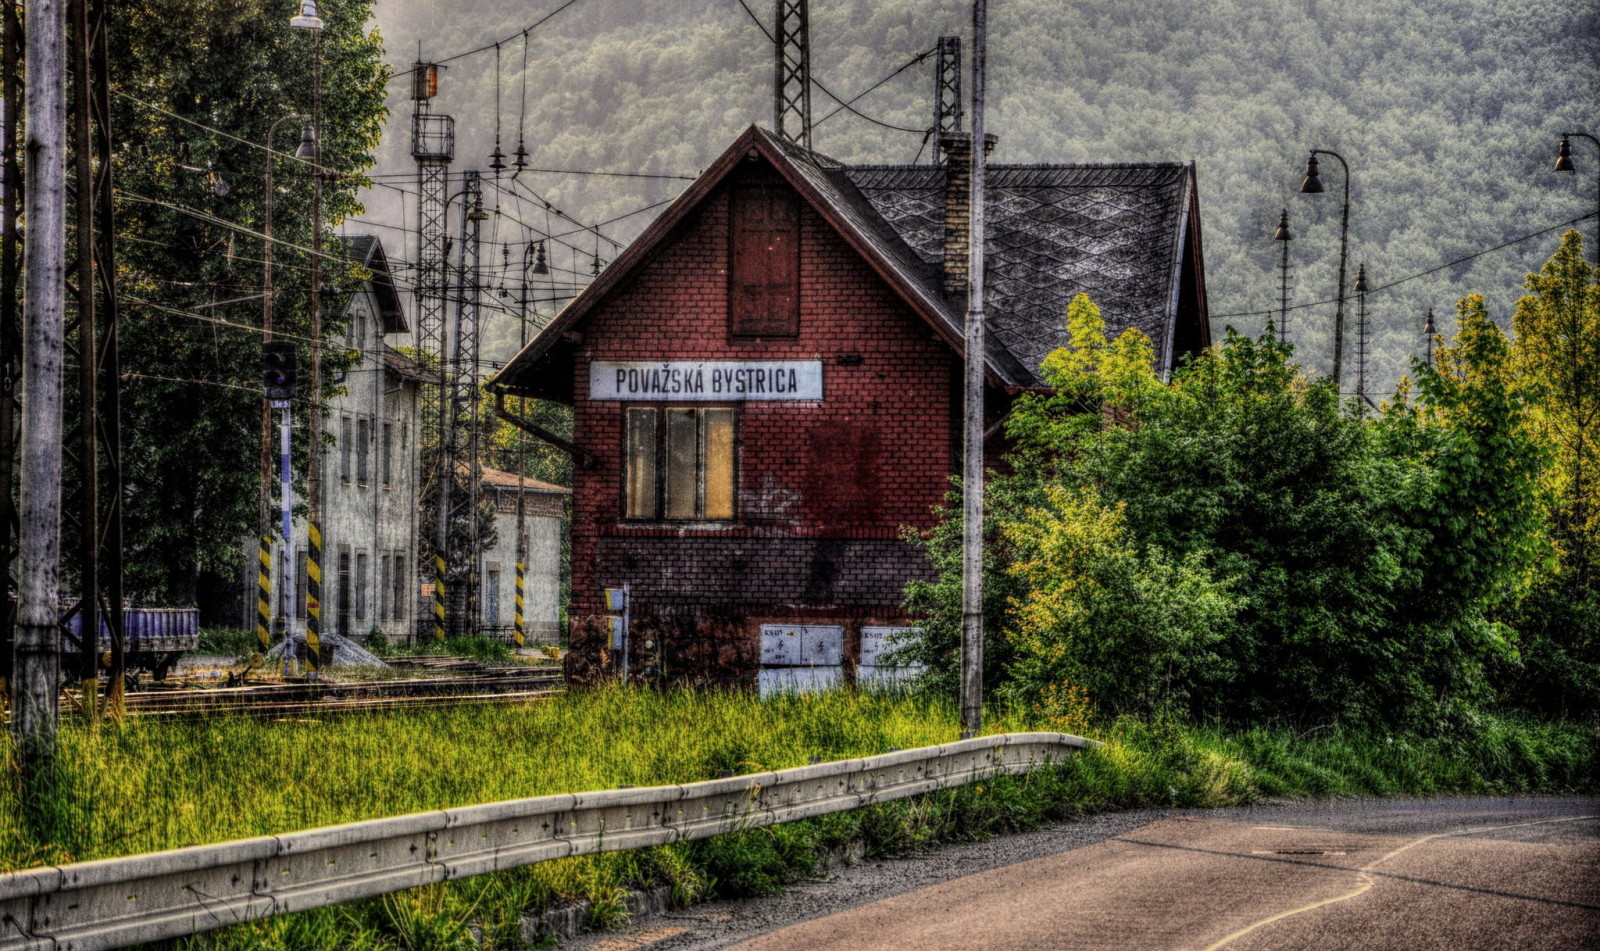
940, 132, 972, 299
939, 131, 995, 300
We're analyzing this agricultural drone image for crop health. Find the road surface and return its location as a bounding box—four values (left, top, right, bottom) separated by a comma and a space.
564, 797, 1600, 951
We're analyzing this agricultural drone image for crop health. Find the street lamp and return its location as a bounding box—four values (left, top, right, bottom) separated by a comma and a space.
1299, 149, 1352, 392
1554, 132, 1600, 265
291, 0, 325, 676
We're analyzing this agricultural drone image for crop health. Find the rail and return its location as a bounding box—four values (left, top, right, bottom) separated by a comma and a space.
0, 732, 1095, 951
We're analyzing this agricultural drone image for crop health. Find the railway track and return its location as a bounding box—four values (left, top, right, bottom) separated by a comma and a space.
61, 661, 565, 720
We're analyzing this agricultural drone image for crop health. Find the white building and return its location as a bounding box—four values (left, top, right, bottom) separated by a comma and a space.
478, 466, 567, 644
251, 234, 429, 646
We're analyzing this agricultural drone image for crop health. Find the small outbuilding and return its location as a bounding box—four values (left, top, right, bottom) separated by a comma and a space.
476, 465, 568, 644
490, 126, 1209, 689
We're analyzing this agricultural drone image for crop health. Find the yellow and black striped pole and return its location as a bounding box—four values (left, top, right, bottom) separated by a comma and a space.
256, 536, 273, 651
513, 561, 526, 647
433, 554, 447, 641
305, 521, 323, 672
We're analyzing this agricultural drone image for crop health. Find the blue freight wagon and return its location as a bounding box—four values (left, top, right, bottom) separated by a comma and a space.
61, 607, 200, 680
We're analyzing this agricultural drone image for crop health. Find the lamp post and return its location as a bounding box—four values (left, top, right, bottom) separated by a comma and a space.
290, 0, 324, 675
260, 112, 307, 539
1299, 149, 1351, 392
1554, 132, 1600, 265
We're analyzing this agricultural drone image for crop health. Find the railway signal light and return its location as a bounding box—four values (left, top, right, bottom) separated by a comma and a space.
262, 341, 298, 401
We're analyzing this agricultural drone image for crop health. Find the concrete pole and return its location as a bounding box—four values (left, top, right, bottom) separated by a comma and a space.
304, 28, 323, 675
959, 0, 987, 737
13, 0, 67, 764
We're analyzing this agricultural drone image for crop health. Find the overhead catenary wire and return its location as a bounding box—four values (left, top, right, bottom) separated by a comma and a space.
1210, 210, 1600, 320
733, 0, 930, 135
390, 0, 585, 81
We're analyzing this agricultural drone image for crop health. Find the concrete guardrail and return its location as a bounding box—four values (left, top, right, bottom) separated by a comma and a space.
0, 731, 1097, 951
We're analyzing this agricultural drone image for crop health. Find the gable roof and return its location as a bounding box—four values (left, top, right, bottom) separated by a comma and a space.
333, 233, 407, 334
848, 162, 1199, 384
491, 126, 1204, 394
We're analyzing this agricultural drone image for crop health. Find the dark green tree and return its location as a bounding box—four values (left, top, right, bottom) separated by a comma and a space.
109, 0, 388, 607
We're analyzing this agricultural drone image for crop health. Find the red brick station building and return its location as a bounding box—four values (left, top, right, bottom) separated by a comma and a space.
489, 125, 1210, 690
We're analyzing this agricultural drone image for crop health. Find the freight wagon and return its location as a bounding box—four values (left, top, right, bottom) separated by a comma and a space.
61, 607, 200, 680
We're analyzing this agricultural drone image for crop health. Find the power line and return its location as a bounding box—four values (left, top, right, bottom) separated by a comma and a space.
391, 0, 585, 80
733, 0, 930, 136
1211, 211, 1600, 320
814, 47, 934, 129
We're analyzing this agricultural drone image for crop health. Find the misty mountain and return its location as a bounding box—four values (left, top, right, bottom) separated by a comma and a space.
356, 0, 1599, 391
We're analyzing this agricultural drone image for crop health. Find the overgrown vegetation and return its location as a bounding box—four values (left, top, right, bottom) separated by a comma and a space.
0, 690, 1590, 950
905, 235, 1600, 727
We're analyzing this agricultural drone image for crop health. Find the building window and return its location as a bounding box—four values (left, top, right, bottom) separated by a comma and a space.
730, 185, 800, 337
357, 417, 371, 486
377, 554, 390, 621
392, 552, 408, 626
485, 568, 501, 627
340, 416, 353, 484
625, 406, 735, 521
336, 548, 352, 637
355, 551, 369, 622
381, 421, 394, 487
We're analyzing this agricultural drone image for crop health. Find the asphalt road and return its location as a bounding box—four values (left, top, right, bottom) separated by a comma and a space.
564, 797, 1600, 951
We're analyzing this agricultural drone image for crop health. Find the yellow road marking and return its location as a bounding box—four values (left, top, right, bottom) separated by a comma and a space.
1202, 814, 1600, 951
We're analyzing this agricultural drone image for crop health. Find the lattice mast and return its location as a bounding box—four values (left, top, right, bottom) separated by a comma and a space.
410, 60, 454, 639
63, 0, 122, 717
437, 171, 487, 638
1272, 209, 1292, 345
773, 0, 812, 149
1353, 263, 1371, 406
934, 35, 961, 134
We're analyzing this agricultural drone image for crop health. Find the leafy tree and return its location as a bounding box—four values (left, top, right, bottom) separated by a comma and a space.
108, 0, 388, 607
1503, 233, 1600, 715
1511, 231, 1600, 583
909, 292, 1548, 728
1000, 485, 1236, 717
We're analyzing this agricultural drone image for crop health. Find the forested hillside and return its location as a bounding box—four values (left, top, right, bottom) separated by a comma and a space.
358, 0, 1598, 389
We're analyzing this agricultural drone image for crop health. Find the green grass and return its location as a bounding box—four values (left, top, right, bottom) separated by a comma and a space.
196, 627, 261, 657
0, 691, 1593, 950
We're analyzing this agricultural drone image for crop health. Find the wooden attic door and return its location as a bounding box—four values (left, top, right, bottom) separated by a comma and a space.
730, 185, 800, 337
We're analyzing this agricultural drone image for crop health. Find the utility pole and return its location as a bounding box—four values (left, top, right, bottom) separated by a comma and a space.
89, 0, 122, 710
959, 0, 988, 737
14, 0, 68, 766
1353, 263, 1371, 408
1272, 209, 1292, 345
773, 0, 812, 149
0, 0, 25, 699
290, 1, 325, 674
69, 0, 98, 720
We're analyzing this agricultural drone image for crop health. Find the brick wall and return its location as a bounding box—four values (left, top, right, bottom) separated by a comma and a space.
564, 160, 961, 682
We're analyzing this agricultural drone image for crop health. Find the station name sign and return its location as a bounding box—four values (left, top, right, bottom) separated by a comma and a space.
590, 360, 823, 401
